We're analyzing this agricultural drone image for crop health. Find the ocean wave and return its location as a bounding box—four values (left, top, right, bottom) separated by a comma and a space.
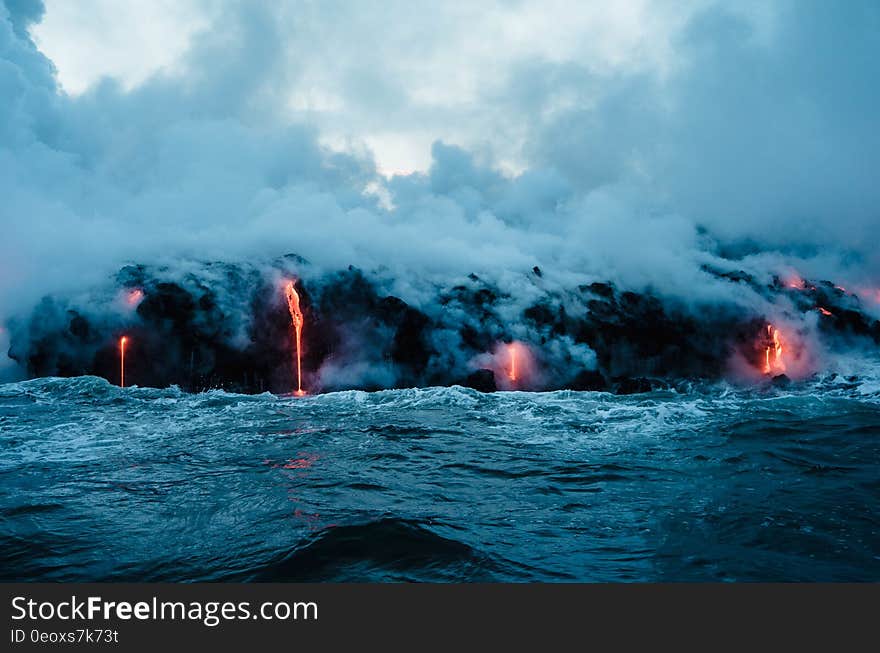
240, 518, 505, 582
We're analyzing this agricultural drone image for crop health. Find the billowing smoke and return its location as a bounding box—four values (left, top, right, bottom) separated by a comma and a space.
1, 0, 879, 389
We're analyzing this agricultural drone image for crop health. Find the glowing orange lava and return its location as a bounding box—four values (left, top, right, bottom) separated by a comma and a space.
119, 336, 128, 387
817, 307, 833, 316
762, 325, 785, 375
783, 274, 815, 291
284, 281, 306, 396
126, 289, 144, 306
508, 343, 518, 382
498, 341, 534, 389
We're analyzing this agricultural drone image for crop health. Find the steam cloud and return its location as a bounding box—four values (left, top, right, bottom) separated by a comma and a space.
1, 0, 878, 387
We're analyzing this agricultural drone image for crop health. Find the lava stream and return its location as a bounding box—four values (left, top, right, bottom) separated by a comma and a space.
508, 343, 517, 382
284, 281, 306, 396
126, 288, 144, 306
119, 336, 128, 387
763, 325, 785, 375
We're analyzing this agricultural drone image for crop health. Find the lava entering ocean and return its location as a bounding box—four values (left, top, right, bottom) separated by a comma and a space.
473, 341, 536, 390
508, 343, 518, 382
762, 324, 785, 376
119, 336, 128, 387
284, 281, 306, 396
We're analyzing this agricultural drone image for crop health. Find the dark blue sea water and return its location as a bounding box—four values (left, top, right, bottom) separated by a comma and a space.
1, 376, 879, 581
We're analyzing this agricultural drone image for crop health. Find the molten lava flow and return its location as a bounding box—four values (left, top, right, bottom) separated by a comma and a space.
284, 281, 306, 396
126, 288, 144, 307
762, 325, 785, 375
783, 274, 816, 291
499, 341, 534, 389
508, 343, 517, 382
119, 336, 128, 387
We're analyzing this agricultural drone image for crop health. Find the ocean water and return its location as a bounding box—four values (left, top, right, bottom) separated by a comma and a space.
1, 375, 879, 582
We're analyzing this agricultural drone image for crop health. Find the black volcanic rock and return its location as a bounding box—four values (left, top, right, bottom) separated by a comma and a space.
462, 369, 497, 392
136, 283, 196, 336
567, 369, 608, 391
613, 377, 668, 395
317, 268, 381, 319
441, 278, 502, 309
771, 374, 791, 388
376, 295, 409, 322
573, 285, 730, 380
11, 258, 880, 394
586, 282, 615, 298
524, 303, 556, 327
700, 264, 759, 288
391, 307, 432, 373
833, 309, 879, 339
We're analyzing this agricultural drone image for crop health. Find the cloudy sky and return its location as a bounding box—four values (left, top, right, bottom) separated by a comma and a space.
2, 0, 878, 340
31, 0, 709, 175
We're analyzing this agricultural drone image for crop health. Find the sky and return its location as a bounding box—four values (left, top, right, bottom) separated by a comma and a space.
1, 0, 879, 375
31, 0, 705, 175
